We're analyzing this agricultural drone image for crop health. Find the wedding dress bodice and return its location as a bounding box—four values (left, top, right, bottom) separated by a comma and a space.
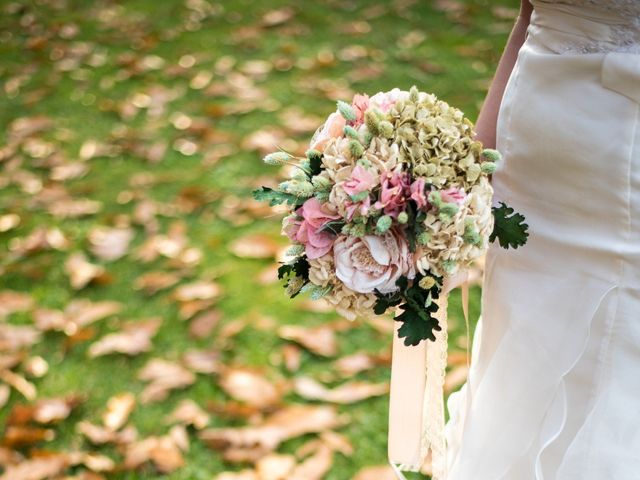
530, 0, 640, 53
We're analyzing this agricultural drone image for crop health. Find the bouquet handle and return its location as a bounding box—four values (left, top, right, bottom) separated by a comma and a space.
388, 294, 449, 480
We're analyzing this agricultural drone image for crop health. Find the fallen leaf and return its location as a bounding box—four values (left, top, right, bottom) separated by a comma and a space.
133, 271, 181, 295
353, 465, 398, 480
65, 252, 106, 290
293, 377, 388, 404
165, 399, 210, 429
199, 404, 345, 451
88, 318, 161, 357
172, 280, 222, 301
0, 324, 41, 352
32, 396, 83, 424
445, 365, 469, 394
103, 393, 135, 431
229, 234, 281, 259
255, 453, 296, 480
219, 367, 283, 410
181, 349, 220, 374
333, 351, 377, 377
0, 290, 33, 319
137, 358, 196, 403
0, 370, 36, 400
278, 325, 337, 357
88, 226, 134, 261
0, 455, 67, 480
289, 444, 333, 480
189, 309, 221, 338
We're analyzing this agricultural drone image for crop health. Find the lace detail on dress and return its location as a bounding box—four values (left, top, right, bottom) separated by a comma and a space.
533, 0, 640, 54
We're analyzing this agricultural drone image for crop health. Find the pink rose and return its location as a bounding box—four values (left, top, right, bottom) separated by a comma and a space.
374, 170, 410, 218
351, 94, 370, 127
441, 187, 466, 205
334, 229, 415, 294
310, 112, 346, 151
410, 178, 428, 209
369, 88, 410, 113
294, 197, 340, 259
342, 165, 377, 196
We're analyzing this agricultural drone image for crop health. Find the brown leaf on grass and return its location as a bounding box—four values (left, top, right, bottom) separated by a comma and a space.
76, 421, 138, 446
65, 252, 106, 290
137, 358, 196, 403
261, 8, 295, 27
181, 349, 220, 374
293, 377, 388, 404
289, 443, 333, 480
7, 227, 70, 256
353, 465, 398, 480
0, 454, 67, 480
1, 425, 55, 448
255, 453, 296, 479
444, 365, 469, 394
0, 385, 10, 409
71, 451, 116, 473
319, 430, 354, 456
33, 301, 121, 335
0, 324, 41, 351
281, 344, 301, 372
0, 445, 22, 465
102, 393, 135, 431
133, 271, 182, 295
0, 370, 37, 401
333, 351, 377, 377
218, 367, 284, 410
199, 404, 345, 451
31, 396, 84, 424
88, 226, 134, 261
216, 319, 247, 348
278, 325, 337, 357
228, 234, 281, 259
48, 197, 102, 218
172, 280, 221, 302
189, 309, 221, 339
122, 431, 186, 473
165, 399, 210, 429
0, 290, 34, 319
23, 356, 49, 378
88, 318, 161, 357
240, 128, 287, 157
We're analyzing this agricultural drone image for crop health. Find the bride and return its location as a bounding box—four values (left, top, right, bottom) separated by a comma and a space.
444, 0, 640, 478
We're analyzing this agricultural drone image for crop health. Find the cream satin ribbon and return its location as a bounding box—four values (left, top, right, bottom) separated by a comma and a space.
388, 272, 470, 479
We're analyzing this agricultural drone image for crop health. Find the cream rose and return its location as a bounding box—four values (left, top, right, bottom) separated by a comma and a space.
333, 229, 415, 294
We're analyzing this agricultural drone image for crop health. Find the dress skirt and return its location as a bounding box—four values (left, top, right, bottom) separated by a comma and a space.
444, 2, 640, 479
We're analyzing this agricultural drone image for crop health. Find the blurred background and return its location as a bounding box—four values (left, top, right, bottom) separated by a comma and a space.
0, 0, 518, 478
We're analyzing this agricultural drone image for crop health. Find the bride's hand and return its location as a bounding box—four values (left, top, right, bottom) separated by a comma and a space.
441, 269, 468, 295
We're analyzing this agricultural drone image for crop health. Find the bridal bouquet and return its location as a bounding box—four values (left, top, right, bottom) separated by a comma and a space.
253, 86, 528, 346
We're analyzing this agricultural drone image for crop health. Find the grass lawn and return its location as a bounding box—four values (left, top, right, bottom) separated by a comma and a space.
0, 0, 517, 478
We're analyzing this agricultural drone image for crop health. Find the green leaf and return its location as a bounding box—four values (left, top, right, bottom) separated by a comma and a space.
490, 202, 529, 249
252, 187, 303, 207
307, 151, 323, 177
317, 220, 345, 235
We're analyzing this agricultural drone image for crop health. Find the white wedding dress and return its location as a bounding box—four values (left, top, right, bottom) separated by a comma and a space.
445, 1, 640, 479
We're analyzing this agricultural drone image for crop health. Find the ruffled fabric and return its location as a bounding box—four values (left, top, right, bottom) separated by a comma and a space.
444, 3, 640, 478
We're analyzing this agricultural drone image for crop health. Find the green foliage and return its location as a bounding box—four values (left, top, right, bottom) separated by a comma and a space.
490, 202, 529, 249
252, 186, 304, 207
374, 274, 443, 346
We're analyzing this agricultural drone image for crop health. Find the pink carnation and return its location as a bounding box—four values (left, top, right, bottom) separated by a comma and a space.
351, 94, 370, 127
441, 187, 466, 205
410, 178, 428, 209
374, 170, 410, 218
286, 197, 340, 259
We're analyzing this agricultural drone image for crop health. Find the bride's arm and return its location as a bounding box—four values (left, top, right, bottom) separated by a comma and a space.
474, 0, 533, 149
